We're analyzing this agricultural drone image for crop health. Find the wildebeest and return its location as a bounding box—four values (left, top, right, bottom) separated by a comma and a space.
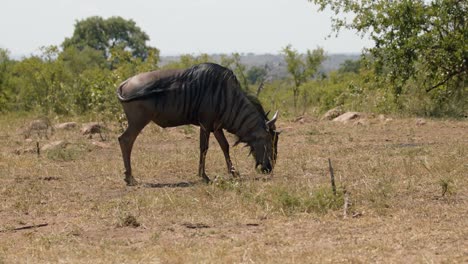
117, 63, 280, 186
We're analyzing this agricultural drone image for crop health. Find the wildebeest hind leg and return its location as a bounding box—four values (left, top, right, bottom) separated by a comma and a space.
214, 130, 239, 177
199, 128, 211, 183
118, 115, 150, 186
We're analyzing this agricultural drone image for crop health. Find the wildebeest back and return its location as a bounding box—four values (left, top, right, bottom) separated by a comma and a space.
117, 69, 183, 102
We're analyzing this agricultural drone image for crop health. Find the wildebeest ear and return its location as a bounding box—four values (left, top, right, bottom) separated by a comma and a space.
274, 130, 282, 134
266, 111, 278, 127
265, 110, 271, 119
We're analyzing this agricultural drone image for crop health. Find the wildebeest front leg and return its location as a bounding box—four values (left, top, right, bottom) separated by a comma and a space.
199, 127, 211, 183
214, 130, 239, 177
118, 118, 149, 186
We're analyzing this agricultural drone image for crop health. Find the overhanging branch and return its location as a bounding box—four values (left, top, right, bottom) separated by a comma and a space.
426, 68, 467, 93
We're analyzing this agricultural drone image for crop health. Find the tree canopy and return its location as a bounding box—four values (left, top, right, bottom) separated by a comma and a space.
62, 16, 157, 61
282, 45, 326, 111
309, 0, 467, 99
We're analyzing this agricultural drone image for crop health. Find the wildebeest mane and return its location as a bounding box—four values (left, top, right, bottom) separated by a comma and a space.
245, 93, 267, 119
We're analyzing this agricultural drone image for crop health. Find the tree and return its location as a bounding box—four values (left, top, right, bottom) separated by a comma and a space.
247, 66, 267, 85
62, 16, 157, 61
338, 59, 361, 74
59, 46, 107, 74
283, 45, 306, 110
220, 53, 250, 92
162, 53, 211, 70
0, 49, 13, 111
282, 45, 326, 111
309, 0, 467, 102
7, 46, 69, 113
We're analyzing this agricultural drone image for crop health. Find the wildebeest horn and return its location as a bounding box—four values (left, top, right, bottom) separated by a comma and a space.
266, 111, 278, 126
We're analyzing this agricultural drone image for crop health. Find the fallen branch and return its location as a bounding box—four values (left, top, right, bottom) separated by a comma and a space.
182, 222, 210, 229
1, 223, 48, 233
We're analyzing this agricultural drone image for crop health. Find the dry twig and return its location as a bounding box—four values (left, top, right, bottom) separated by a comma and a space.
343, 190, 349, 219
328, 158, 336, 196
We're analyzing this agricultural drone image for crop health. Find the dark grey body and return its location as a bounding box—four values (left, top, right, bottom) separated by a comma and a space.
117, 63, 279, 185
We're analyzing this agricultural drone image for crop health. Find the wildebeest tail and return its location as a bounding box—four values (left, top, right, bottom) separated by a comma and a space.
116, 78, 163, 102
116, 79, 129, 102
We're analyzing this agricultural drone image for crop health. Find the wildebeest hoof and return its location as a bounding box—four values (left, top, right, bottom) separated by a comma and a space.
200, 174, 211, 184
125, 177, 139, 186
230, 168, 240, 178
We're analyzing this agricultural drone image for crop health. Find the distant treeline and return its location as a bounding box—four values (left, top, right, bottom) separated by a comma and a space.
0, 10, 466, 118
159, 53, 361, 80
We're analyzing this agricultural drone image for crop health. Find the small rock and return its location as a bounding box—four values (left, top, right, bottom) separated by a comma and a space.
91, 141, 111, 149
332, 112, 360, 123
294, 116, 305, 124
29, 119, 49, 130
55, 122, 78, 130
352, 212, 363, 218
416, 118, 426, 126
41, 140, 69, 151
14, 147, 37, 155
323, 107, 344, 120
119, 215, 140, 228
354, 119, 369, 126
81, 122, 104, 135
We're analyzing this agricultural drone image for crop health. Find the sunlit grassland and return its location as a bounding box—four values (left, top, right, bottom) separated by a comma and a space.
0, 113, 466, 263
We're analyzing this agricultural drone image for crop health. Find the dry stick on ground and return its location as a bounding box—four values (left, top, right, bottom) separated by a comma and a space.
36, 142, 40, 156
0, 223, 48, 233
328, 158, 336, 196
326, 158, 350, 219
99, 130, 105, 141
343, 190, 349, 219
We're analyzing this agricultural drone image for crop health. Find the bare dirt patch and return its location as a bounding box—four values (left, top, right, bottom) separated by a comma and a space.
0, 115, 467, 263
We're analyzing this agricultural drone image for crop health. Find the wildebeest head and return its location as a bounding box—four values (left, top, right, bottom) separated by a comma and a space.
251, 111, 280, 174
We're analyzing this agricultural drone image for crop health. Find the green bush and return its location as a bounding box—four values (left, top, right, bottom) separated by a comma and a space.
257, 185, 345, 216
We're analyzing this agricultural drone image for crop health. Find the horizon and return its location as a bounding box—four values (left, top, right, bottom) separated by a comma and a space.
1, 0, 371, 59
5, 50, 363, 61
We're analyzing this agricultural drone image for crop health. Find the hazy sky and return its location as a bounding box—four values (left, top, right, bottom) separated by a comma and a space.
1, 0, 371, 57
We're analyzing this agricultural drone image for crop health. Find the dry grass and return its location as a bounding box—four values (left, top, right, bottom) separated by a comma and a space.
0, 114, 467, 263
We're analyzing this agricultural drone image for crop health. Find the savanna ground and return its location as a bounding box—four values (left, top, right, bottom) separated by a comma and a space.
0, 113, 467, 263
